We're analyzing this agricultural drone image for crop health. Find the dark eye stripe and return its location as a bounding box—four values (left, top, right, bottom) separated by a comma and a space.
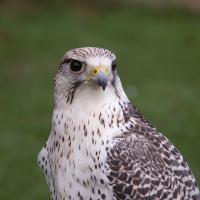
61, 58, 87, 65
61, 58, 72, 64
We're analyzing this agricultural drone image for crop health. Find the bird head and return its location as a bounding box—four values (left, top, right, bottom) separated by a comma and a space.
55, 47, 117, 93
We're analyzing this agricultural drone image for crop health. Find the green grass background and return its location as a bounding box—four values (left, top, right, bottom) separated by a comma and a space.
0, 3, 200, 199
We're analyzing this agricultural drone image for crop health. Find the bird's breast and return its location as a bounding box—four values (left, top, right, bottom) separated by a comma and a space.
38, 102, 125, 199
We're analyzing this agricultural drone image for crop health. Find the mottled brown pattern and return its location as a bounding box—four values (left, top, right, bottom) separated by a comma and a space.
106, 103, 200, 200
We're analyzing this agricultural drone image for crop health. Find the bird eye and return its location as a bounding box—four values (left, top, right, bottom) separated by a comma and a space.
69, 60, 83, 73
111, 60, 117, 71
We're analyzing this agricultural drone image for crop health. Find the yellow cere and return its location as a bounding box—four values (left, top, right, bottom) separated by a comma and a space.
91, 66, 109, 76
85, 66, 109, 81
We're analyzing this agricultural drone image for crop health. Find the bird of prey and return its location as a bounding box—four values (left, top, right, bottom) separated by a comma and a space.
38, 47, 200, 200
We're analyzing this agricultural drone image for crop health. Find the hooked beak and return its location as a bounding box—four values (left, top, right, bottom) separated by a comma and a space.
90, 67, 109, 91
96, 72, 108, 91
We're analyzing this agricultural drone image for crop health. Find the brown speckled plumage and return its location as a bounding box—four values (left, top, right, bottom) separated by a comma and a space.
38, 47, 200, 200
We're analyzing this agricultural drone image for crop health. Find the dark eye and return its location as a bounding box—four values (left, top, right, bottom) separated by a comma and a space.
111, 60, 117, 71
69, 60, 83, 73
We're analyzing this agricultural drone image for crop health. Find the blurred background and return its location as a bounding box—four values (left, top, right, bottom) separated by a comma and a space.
0, 0, 200, 199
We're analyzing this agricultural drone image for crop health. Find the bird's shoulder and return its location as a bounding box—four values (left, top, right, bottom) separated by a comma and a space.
105, 103, 200, 199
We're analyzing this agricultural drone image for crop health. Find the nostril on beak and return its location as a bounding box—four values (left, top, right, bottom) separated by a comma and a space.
92, 69, 98, 76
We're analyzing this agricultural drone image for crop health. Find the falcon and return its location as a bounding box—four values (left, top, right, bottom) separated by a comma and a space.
38, 47, 200, 200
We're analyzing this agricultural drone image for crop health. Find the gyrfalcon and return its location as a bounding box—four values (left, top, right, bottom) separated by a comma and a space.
38, 47, 200, 200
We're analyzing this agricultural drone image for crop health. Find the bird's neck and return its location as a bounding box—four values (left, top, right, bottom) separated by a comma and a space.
54, 76, 129, 111
52, 78, 132, 141
54, 85, 122, 120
